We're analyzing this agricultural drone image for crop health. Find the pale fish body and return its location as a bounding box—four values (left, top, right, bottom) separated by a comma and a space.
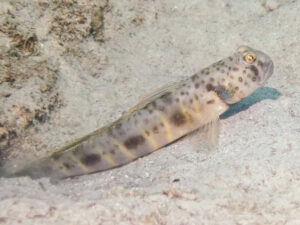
2, 46, 274, 180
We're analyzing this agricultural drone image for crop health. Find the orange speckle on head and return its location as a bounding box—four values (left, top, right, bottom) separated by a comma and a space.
238, 77, 243, 82
228, 82, 232, 87
221, 78, 226, 82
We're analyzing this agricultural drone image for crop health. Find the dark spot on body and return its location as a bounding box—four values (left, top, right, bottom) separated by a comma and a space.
52, 153, 62, 160
194, 94, 198, 100
175, 98, 179, 102
157, 105, 165, 111
233, 67, 239, 71
145, 130, 150, 136
216, 67, 220, 71
148, 109, 153, 114
115, 123, 122, 130
189, 98, 193, 104
229, 57, 233, 61
161, 93, 173, 104
152, 126, 159, 133
80, 154, 101, 166
195, 83, 200, 88
206, 83, 214, 91
235, 86, 239, 90
207, 99, 215, 104
170, 111, 186, 126
117, 129, 125, 136
63, 162, 72, 169
191, 74, 199, 81
252, 77, 256, 81
151, 101, 157, 108
249, 65, 259, 76
124, 135, 145, 149
210, 77, 214, 82
160, 122, 164, 127
110, 149, 116, 155
180, 91, 184, 95
205, 71, 210, 75
238, 77, 243, 82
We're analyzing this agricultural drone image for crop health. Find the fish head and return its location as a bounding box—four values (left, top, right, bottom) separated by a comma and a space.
217, 46, 274, 104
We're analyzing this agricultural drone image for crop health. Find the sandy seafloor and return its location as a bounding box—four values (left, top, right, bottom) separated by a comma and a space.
0, 0, 299, 224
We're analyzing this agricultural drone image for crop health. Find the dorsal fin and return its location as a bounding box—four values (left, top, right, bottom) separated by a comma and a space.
129, 80, 186, 113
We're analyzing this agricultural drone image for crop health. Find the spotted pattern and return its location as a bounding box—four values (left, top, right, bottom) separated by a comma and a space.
11, 46, 273, 180
80, 154, 101, 166
170, 111, 186, 126
206, 84, 214, 91
124, 135, 145, 149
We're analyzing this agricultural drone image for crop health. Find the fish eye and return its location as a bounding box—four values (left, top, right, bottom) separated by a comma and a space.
243, 52, 256, 64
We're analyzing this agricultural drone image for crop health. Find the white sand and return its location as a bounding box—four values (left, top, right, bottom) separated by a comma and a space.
0, 0, 299, 224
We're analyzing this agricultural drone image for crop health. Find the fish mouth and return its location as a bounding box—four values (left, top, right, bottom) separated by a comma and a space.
260, 60, 274, 85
